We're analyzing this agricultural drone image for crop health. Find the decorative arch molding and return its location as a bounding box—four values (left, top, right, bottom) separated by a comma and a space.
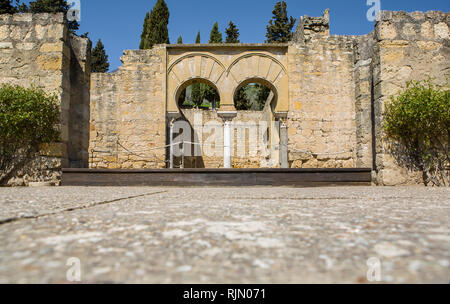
227, 53, 287, 86
166, 48, 289, 113
168, 53, 226, 86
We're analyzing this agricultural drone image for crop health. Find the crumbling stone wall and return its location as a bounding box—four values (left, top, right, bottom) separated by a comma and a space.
294, 9, 330, 43
0, 13, 90, 186
89, 48, 166, 169
373, 11, 449, 185
87, 9, 448, 186
354, 32, 375, 169
287, 33, 358, 169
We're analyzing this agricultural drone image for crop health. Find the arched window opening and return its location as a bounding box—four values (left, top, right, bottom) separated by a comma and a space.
234, 83, 272, 111
178, 81, 220, 110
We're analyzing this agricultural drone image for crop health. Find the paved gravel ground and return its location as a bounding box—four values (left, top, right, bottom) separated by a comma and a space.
0, 186, 448, 284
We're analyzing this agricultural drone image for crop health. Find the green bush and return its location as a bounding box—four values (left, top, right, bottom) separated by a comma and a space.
384, 79, 449, 186
0, 85, 60, 185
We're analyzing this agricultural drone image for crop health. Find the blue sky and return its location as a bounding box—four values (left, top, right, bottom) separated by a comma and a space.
28, 0, 450, 70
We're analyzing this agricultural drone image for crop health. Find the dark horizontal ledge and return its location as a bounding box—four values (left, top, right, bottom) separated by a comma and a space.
62, 168, 372, 187
63, 168, 372, 174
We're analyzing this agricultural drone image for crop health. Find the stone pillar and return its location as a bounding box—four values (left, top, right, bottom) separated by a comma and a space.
224, 121, 231, 168
218, 112, 237, 169
169, 120, 175, 169
276, 113, 289, 169
167, 112, 181, 169
280, 121, 289, 169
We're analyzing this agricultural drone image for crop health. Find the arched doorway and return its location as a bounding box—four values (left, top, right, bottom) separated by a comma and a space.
169, 78, 222, 169
231, 78, 280, 168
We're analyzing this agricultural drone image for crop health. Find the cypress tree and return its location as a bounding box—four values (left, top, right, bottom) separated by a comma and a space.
209, 22, 222, 44
140, 0, 170, 49
195, 31, 201, 44
28, 0, 79, 32
0, 0, 16, 14
177, 35, 183, 44
265, 1, 296, 43
139, 12, 150, 49
91, 39, 110, 73
225, 21, 240, 43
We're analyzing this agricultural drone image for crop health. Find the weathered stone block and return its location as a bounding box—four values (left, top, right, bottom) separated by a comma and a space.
36, 53, 63, 70
434, 22, 449, 39
420, 21, 434, 39
378, 23, 398, 40
35, 24, 46, 39
40, 42, 63, 53
0, 25, 9, 40
10, 25, 31, 40
0, 42, 12, 49
13, 13, 32, 22
16, 42, 35, 51
416, 41, 441, 51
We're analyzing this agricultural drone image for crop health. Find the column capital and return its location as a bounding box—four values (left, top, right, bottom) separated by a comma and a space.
167, 111, 181, 122
274, 112, 288, 120
217, 111, 237, 122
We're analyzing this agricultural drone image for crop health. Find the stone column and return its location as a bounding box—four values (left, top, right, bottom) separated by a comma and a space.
276, 113, 289, 169
218, 112, 237, 169
280, 121, 289, 169
167, 112, 181, 169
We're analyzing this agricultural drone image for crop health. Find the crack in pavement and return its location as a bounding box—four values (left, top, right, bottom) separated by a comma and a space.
0, 190, 168, 226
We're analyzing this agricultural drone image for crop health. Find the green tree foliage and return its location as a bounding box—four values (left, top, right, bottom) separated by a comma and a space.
179, 82, 220, 109
266, 1, 296, 43
225, 21, 240, 43
384, 79, 450, 186
177, 35, 183, 44
195, 31, 201, 44
193, 83, 219, 109
27, 0, 79, 32
209, 22, 222, 43
235, 84, 271, 111
139, 0, 170, 49
0, 85, 60, 185
91, 39, 110, 73
139, 12, 150, 49
0, 0, 16, 14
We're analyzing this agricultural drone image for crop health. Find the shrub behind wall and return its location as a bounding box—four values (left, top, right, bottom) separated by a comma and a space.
384, 79, 449, 187
0, 85, 60, 185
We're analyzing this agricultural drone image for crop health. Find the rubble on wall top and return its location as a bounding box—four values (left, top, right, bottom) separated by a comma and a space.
0, 12, 64, 25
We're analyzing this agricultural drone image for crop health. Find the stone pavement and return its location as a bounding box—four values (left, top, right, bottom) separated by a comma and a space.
0, 186, 448, 284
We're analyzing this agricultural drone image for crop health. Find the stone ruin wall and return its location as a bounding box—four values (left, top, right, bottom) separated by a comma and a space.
0, 13, 90, 186
1, 11, 447, 186
88, 10, 449, 187
290, 9, 449, 185
287, 31, 359, 169
372, 11, 449, 186
89, 47, 167, 169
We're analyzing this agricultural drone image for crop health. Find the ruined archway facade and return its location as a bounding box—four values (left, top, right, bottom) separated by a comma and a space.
88, 10, 450, 186
167, 47, 289, 114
